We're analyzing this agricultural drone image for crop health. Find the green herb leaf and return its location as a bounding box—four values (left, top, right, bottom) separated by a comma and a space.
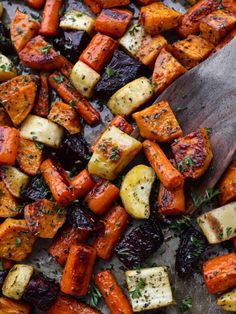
35, 142, 44, 150
130, 278, 146, 299
41, 45, 53, 55
226, 227, 233, 237
168, 216, 192, 235
88, 279, 102, 308
15, 237, 22, 247
180, 296, 193, 313
191, 187, 220, 209
105, 66, 115, 78
205, 127, 212, 135
51, 73, 64, 84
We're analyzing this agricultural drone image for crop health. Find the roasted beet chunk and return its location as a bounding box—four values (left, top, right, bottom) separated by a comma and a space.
22, 273, 59, 310
0, 22, 13, 54
115, 220, 164, 268
54, 30, 90, 63
22, 174, 51, 201
0, 270, 8, 291
175, 227, 207, 277
57, 134, 91, 169
68, 202, 103, 232
95, 49, 143, 97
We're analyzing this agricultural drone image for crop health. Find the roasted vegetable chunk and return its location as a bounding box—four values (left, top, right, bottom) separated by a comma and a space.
139, 2, 182, 35
33, 72, 49, 117
133, 101, 183, 142
0, 108, 12, 127
0, 75, 38, 126
22, 174, 51, 201
0, 53, 17, 82
0, 296, 30, 314
1, 166, 29, 198
152, 48, 186, 95
103, 0, 130, 8
60, 10, 95, 34
175, 227, 207, 277
115, 220, 164, 268
0, 181, 19, 218
222, 0, 236, 13
212, 28, 236, 53
158, 183, 185, 215
95, 49, 143, 97
172, 35, 214, 69
0, 219, 36, 261
200, 9, 236, 45
216, 288, 236, 312
84, 0, 102, 14
0, 126, 19, 166
19, 36, 62, 70
171, 128, 213, 179
219, 160, 236, 205
70, 169, 95, 200
10, 10, 40, 53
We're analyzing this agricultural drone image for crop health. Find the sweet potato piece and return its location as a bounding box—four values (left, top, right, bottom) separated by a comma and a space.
70, 169, 95, 200
0, 126, 19, 166
48, 101, 81, 134
212, 28, 236, 53
60, 244, 96, 296
136, 34, 167, 67
222, 0, 236, 13
219, 160, 236, 205
84, 0, 102, 14
177, 0, 218, 38
16, 138, 43, 175
158, 183, 185, 215
103, 0, 130, 8
0, 296, 30, 314
48, 226, 89, 265
19, 35, 62, 70
79, 34, 118, 73
0, 108, 12, 127
47, 294, 101, 314
0, 218, 36, 261
200, 10, 236, 45
24, 199, 66, 238
0, 75, 38, 126
171, 128, 213, 180
0, 181, 20, 218
172, 35, 214, 69
139, 2, 182, 35
95, 8, 133, 38
33, 72, 49, 117
133, 100, 183, 142
152, 48, 186, 95
10, 9, 40, 53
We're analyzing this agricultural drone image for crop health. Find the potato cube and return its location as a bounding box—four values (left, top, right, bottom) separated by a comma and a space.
59, 10, 95, 34
219, 160, 236, 205
171, 128, 213, 179
107, 77, 154, 116
152, 48, 186, 95
200, 10, 236, 45
172, 35, 214, 69
139, 2, 182, 35
126, 267, 174, 312
133, 100, 183, 142
88, 126, 142, 180
217, 288, 236, 311
0, 54, 17, 82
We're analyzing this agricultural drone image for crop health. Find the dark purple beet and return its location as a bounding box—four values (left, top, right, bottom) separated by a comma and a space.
21, 174, 52, 201
0, 22, 13, 54
0, 270, 8, 291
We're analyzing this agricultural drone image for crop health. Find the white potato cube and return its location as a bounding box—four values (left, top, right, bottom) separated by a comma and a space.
107, 77, 154, 116
88, 126, 142, 180
126, 267, 174, 312
2, 166, 30, 198
197, 201, 236, 244
119, 24, 146, 57
60, 10, 95, 34
217, 288, 236, 312
0, 53, 17, 82
2, 264, 34, 300
20, 115, 64, 148
70, 61, 101, 98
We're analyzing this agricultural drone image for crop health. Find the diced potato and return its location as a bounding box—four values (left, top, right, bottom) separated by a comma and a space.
20, 114, 64, 148
219, 160, 236, 205
0, 181, 20, 218
1, 166, 30, 198
0, 54, 17, 82
120, 165, 155, 219
88, 126, 142, 180
216, 288, 236, 311
197, 201, 236, 244
126, 267, 174, 312
200, 10, 236, 45
107, 77, 154, 116
171, 128, 213, 179
172, 35, 214, 69
119, 24, 147, 57
139, 2, 182, 35
2, 264, 34, 300
0, 2, 3, 17
70, 61, 101, 98
60, 10, 95, 34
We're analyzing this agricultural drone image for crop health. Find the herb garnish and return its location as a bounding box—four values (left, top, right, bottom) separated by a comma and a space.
88, 279, 102, 308
41, 45, 53, 55
226, 227, 233, 237
130, 278, 146, 299
177, 156, 194, 173
205, 127, 212, 135
51, 73, 64, 84
105, 66, 115, 78
191, 187, 220, 209
168, 216, 192, 235
179, 296, 193, 312
15, 237, 22, 247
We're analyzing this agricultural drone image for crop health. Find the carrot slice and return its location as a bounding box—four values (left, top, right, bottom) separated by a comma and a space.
34, 72, 49, 117
39, 0, 63, 36
59, 56, 74, 78
158, 183, 185, 215
0, 296, 30, 314
219, 160, 236, 205
70, 169, 95, 200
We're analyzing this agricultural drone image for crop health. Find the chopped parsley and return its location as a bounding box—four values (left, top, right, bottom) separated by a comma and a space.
88, 279, 102, 308
168, 216, 192, 235
130, 278, 146, 299
105, 66, 115, 78
178, 156, 194, 173
51, 73, 64, 84
205, 127, 212, 135
41, 45, 53, 55
179, 296, 193, 313
226, 227, 233, 237
15, 237, 22, 247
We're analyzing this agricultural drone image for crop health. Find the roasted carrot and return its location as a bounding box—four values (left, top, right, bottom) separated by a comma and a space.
48, 226, 90, 265
158, 183, 185, 215
34, 72, 49, 117
0, 126, 20, 166
59, 56, 74, 78
0, 296, 30, 314
84, 0, 103, 14
103, 0, 130, 8
91, 115, 133, 152
40, 159, 74, 205
60, 244, 96, 296
219, 160, 236, 205
39, 0, 63, 36
70, 169, 95, 199
93, 205, 129, 259
27, 0, 45, 9
47, 294, 101, 314
222, 0, 236, 13
85, 180, 120, 215
95, 270, 133, 314
49, 72, 100, 125
212, 28, 236, 54
143, 140, 184, 191
95, 8, 133, 38
79, 34, 118, 73
202, 253, 236, 294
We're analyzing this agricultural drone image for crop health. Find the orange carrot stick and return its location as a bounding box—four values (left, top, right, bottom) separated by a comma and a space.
59, 56, 74, 78
95, 270, 133, 314
34, 72, 49, 117
202, 253, 236, 294
0, 126, 20, 166
70, 169, 95, 199
143, 140, 184, 191
93, 205, 129, 259
39, 0, 63, 36
27, 0, 45, 9
158, 183, 185, 215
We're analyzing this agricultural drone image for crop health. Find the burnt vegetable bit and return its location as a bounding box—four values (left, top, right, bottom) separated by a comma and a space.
22, 174, 52, 201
